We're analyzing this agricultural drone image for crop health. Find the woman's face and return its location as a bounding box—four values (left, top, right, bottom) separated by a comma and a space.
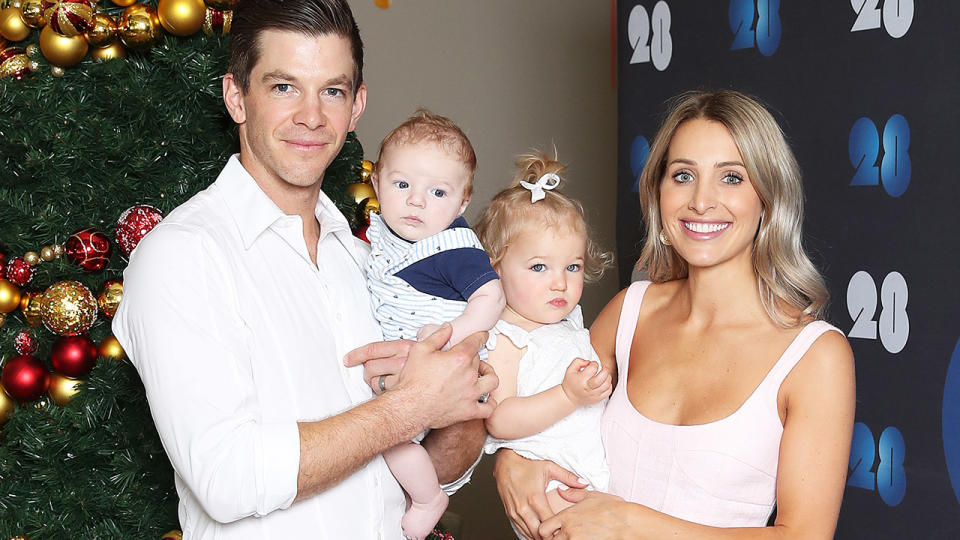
658, 118, 763, 272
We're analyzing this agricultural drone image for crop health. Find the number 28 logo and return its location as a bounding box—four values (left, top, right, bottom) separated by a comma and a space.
851, 0, 914, 38
846, 270, 909, 354
627, 2, 672, 71
849, 115, 911, 197
729, 0, 781, 56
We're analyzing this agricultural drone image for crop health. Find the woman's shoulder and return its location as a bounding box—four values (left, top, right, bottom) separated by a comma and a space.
783, 322, 855, 399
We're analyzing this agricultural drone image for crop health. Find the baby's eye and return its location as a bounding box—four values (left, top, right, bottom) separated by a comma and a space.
431, 189, 446, 198
566, 264, 582, 272
394, 181, 409, 189
530, 263, 546, 272
673, 171, 694, 183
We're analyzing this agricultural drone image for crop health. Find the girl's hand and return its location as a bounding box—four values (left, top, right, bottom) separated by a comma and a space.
493, 450, 586, 540
539, 489, 632, 539
561, 360, 612, 407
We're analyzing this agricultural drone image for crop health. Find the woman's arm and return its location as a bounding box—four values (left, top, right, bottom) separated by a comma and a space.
540, 330, 856, 540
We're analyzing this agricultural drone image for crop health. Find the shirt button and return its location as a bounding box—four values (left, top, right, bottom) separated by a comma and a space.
336, 312, 343, 322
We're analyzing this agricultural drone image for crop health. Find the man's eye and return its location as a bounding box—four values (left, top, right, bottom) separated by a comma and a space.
431, 189, 446, 198
274, 84, 291, 93
323, 88, 344, 97
530, 263, 545, 272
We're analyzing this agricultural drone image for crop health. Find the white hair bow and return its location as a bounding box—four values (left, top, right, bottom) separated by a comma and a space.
520, 173, 561, 202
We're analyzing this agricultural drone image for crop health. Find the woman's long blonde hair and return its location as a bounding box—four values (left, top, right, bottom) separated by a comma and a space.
636, 90, 827, 327
475, 151, 613, 283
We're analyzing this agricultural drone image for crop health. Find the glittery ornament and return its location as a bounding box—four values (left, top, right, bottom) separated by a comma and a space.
0, 46, 35, 79
13, 329, 37, 355
65, 227, 112, 272
0, 382, 14, 424
201, 6, 230, 36
40, 280, 97, 335
20, 290, 42, 326
5, 256, 34, 285
118, 3, 161, 50
98, 334, 126, 360
51, 334, 98, 377
115, 204, 163, 256
47, 372, 80, 406
23, 251, 39, 265
40, 0, 94, 36
1, 354, 50, 402
0, 278, 20, 313
97, 279, 122, 318
52, 243, 64, 257
19, 0, 43, 27
0, 251, 5, 275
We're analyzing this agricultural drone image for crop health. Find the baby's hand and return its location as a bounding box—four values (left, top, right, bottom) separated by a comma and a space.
417, 324, 451, 350
561, 359, 612, 407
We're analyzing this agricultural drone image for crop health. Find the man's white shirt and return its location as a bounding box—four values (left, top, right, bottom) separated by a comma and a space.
114, 155, 417, 539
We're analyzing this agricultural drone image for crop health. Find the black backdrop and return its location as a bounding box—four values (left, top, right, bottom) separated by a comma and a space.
615, 1, 960, 537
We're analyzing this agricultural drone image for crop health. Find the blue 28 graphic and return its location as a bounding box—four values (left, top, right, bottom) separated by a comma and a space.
849, 115, 911, 197
848, 422, 906, 506
729, 0, 781, 56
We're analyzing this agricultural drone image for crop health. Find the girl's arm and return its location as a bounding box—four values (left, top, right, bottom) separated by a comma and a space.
538, 330, 856, 540
588, 287, 626, 388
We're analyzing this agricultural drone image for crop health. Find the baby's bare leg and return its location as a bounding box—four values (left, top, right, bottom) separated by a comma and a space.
383, 442, 449, 540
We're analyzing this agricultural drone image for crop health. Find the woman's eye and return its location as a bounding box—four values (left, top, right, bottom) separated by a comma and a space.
722, 173, 743, 185
431, 189, 446, 198
566, 264, 582, 272
673, 171, 694, 183
530, 263, 546, 272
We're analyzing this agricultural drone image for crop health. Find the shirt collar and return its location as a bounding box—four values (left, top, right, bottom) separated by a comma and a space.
216, 154, 351, 249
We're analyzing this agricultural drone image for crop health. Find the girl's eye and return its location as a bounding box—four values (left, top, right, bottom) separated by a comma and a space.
530, 263, 546, 272
566, 264, 582, 272
673, 170, 694, 183
722, 173, 743, 185
395, 181, 409, 189
431, 189, 446, 198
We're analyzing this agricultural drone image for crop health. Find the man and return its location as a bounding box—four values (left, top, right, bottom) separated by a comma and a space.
112, 1, 496, 538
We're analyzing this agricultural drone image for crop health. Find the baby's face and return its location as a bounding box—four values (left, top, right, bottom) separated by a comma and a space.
373, 141, 471, 242
496, 225, 586, 331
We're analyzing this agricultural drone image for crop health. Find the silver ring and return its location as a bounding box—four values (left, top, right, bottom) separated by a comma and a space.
378, 374, 387, 394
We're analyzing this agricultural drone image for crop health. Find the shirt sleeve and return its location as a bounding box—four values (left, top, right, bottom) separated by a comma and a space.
112, 224, 300, 524
434, 247, 500, 300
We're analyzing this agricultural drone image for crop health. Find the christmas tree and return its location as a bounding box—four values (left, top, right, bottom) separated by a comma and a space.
0, 1, 367, 537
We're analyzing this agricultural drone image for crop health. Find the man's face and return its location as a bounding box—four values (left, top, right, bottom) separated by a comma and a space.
223, 30, 366, 192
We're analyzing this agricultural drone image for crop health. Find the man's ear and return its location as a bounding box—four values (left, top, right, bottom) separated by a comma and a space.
348, 83, 367, 132
223, 73, 247, 125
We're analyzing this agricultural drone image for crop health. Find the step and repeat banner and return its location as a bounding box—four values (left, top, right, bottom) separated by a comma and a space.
616, 1, 959, 537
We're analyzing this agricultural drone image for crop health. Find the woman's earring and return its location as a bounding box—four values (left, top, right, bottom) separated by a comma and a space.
659, 230, 671, 246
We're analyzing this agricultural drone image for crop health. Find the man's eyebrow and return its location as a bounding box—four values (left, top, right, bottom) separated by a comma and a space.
261, 70, 298, 83
323, 74, 352, 87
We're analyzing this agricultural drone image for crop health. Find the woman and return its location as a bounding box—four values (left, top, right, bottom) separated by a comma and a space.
494, 90, 855, 539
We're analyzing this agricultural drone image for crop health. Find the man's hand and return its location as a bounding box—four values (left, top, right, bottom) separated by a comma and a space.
344, 338, 414, 393
560, 360, 612, 407
393, 323, 498, 430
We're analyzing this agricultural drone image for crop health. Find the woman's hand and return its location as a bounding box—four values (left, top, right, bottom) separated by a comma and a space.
343, 339, 415, 393
493, 450, 586, 540
539, 489, 632, 539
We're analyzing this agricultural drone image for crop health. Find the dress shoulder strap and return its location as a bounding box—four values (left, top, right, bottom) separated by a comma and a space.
759, 320, 843, 402
614, 281, 652, 375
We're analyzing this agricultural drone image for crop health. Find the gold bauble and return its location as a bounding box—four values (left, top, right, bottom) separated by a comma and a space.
47, 372, 81, 406
360, 159, 374, 182
39, 24, 88, 67
23, 251, 40, 265
157, 0, 204, 37
0, 311, 5, 327
97, 280, 122, 318
118, 3, 161, 50
84, 12, 116, 47
24, 42, 35, 55
204, 0, 238, 9
40, 280, 97, 336
111, 0, 136, 6
19, 0, 43, 28
52, 243, 63, 257
0, 279, 21, 314
346, 182, 376, 205
0, 6, 30, 41
359, 196, 380, 221
40, 246, 54, 261
50, 64, 64, 76
161, 530, 183, 540
0, 383, 14, 424
20, 290, 42, 326
98, 334, 126, 360
200, 6, 230, 36
90, 39, 124, 61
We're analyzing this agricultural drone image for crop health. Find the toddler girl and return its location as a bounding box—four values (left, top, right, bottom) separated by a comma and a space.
475, 152, 614, 535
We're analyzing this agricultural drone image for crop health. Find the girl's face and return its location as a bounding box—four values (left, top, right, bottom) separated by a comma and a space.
658, 118, 763, 272
496, 224, 586, 331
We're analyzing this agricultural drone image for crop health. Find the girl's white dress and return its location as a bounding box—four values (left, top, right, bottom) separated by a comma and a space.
483, 305, 610, 492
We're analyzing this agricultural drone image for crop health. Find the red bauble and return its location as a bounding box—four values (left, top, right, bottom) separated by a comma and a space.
13, 329, 37, 355
50, 335, 99, 378
1, 355, 50, 402
5, 257, 35, 286
65, 227, 112, 272
353, 224, 369, 243
115, 205, 164, 256
0, 251, 6, 277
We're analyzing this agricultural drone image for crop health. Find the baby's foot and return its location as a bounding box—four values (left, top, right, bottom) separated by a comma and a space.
401, 489, 449, 540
